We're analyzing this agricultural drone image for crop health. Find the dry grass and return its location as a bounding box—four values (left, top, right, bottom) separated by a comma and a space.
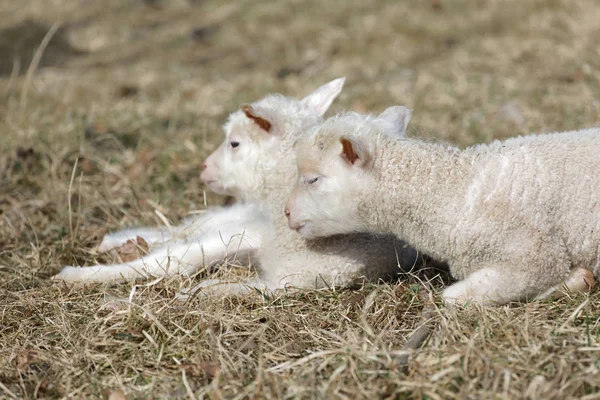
1, 0, 600, 398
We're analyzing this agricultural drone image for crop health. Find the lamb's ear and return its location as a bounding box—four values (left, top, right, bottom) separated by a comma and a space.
301, 77, 345, 116
241, 104, 272, 133
379, 106, 412, 136
340, 136, 371, 168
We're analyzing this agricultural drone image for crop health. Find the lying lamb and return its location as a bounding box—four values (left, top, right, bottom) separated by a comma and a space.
285, 109, 597, 305
55, 80, 423, 294
53, 79, 344, 283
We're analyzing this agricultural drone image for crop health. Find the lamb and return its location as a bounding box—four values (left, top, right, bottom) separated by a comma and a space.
54, 80, 424, 295
53, 79, 345, 283
285, 109, 597, 305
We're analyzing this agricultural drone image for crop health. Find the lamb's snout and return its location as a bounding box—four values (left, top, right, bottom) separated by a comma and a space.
284, 207, 303, 230
284, 201, 306, 231
288, 219, 306, 231
200, 154, 216, 184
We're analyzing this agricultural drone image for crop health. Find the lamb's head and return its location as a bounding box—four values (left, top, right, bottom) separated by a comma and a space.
200, 78, 345, 201
285, 106, 412, 238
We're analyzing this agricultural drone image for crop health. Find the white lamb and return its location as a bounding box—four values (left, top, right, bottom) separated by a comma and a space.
54, 80, 423, 294
53, 80, 344, 283
285, 109, 597, 305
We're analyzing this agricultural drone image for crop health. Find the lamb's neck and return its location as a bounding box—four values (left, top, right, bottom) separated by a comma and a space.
258, 152, 300, 232
363, 136, 469, 260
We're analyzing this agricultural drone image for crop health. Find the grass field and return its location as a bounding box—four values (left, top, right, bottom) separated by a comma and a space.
1, 0, 600, 398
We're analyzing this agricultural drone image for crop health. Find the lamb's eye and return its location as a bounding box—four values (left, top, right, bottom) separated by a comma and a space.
230, 141, 240, 149
305, 177, 319, 185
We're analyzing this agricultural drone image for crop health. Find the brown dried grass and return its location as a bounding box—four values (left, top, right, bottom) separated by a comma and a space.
1, 0, 600, 398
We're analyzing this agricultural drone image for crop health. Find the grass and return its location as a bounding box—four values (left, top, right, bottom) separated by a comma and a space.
1, 0, 600, 398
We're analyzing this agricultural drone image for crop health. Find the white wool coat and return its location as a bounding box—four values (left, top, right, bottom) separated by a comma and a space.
299, 112, 600, 301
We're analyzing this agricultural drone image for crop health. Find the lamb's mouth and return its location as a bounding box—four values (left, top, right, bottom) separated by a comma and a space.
204, 181, 219, 191
294, 221, 309, 235
289, 220, 308, 233
201, 178, 216, 187
203, 180, 229, 195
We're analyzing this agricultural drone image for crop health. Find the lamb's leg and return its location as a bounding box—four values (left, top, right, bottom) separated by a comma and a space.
98, 203, 264, 252
177, 259, 304, 301
54, 227, 262, 283
442, 267, 552, 306
534, 267, 596, 300
442, 268, 500, 305
176, 277, 283, 301
98, 228, 172, 253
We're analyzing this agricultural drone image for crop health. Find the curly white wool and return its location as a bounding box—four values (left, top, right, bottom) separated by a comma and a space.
287, 109, 600, 305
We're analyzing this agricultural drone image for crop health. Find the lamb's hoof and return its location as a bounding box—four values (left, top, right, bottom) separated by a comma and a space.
548, 267, 596, 300
564, 267, 595, 292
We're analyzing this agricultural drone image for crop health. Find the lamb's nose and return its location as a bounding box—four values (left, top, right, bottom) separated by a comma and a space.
203, 163, 207, 169
284, 207, 290, 218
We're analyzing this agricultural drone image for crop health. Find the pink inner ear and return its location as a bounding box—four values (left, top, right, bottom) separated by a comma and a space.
340, 137, 359, 165
241, 104, 272, 132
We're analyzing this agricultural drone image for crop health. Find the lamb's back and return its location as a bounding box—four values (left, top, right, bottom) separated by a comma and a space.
463, 128, 600, 271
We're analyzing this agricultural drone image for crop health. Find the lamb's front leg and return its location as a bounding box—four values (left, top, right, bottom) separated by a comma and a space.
442, 268, 505, 305
97, 203, 264, 252
442, 266, 564, 306
444, 223, 576, 306
54, 227, 262, 283
177, 255, 301, 301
